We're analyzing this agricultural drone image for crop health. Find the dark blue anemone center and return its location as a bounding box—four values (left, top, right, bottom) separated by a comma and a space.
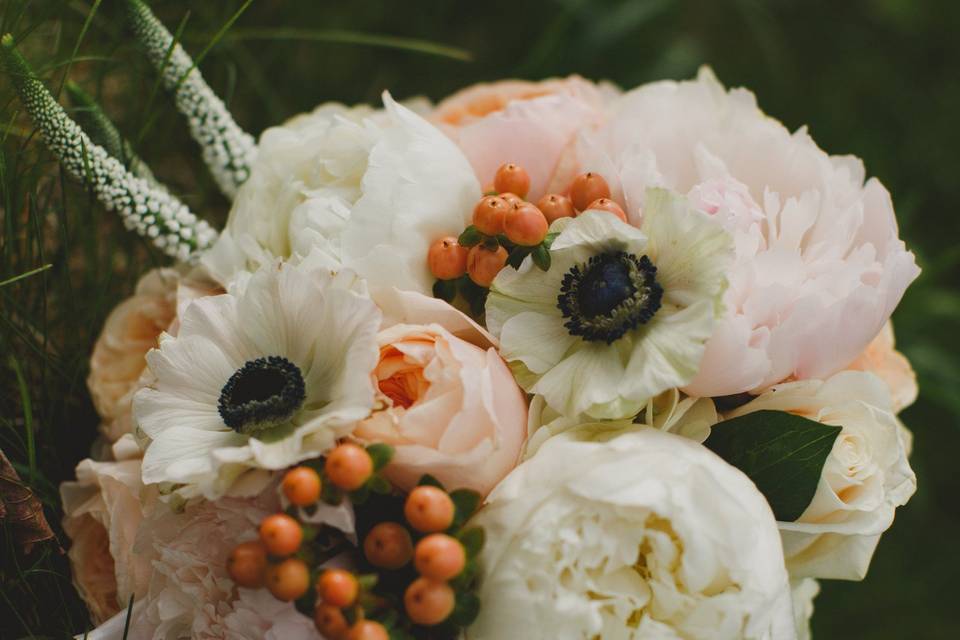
558, 251, 663, 344
577, 258, 637, 318
218, 356, 306, 434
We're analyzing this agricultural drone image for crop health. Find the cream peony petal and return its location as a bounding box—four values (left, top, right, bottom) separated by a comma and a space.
471, 429, 795, 640
341, 93, 481, 296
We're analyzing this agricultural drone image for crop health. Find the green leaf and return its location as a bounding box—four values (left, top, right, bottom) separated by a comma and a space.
542, 231, 560, 249
481, 236, 500, 251
356, 573, 379, 591
457, 527, 485, 559
448, 592, 481, 627
507, 246, 531, 269
432, 278, 457, 302
703, 410, 842, 521
417, 474, 445, 489
458, 225, 483, 247
532, 244, 551, 271
366, 443, 395, 471
368, 474, 392, 495
448, 489, 482, 531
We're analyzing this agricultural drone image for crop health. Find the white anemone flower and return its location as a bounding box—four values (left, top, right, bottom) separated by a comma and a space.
135, 255, 381, 499
486, 188, 733, 419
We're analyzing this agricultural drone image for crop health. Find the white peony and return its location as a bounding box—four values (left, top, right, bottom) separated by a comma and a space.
205, 94, 480, 298
469, 429, 796, 640
572, 67, 920, 396
486, 189, 733, 419
725, 370, 916, 580
135, 255, 381, 499
790, 579, 820, 640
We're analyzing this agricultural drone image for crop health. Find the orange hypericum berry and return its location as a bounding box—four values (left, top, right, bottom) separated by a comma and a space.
404, 577, 456, 626
404, 486, 455, 533
584, 197, 627, 222
282, 466, 322, 507
259, 513, 303, 557
569, 172, 611, 211
428, 237, 469, 281
226, 541, 268, 588
467, 245, 509, 288
414, 533, 466, 581
363, 522, 414, 570
314, 604, 349, 639
347, 620, 389, 640
472, 195, 509, 235
317, 569, 359, 608
324, 443, 374, 491
537, 193, 576, 223
493, 163, 531, 198
498, 191, 522, 206
265, 557, 310, 601
504, 202, 549, 247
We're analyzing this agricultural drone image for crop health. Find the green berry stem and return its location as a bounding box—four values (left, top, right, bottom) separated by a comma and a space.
65, 80, 161, 188
1, 34, 217, 261
125, 0, 257, 200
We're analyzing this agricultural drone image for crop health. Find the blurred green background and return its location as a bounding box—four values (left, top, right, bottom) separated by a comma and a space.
1, 0, 958, 637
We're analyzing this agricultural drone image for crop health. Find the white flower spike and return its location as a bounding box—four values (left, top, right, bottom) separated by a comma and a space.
125, 0, 258, 200
0, 34, 217, 261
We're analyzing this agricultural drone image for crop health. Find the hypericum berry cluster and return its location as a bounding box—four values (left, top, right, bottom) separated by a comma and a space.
125, 0, 257, 200
0, 34, 217, 261
428, 163, 628, 313
227, 445, 484, 639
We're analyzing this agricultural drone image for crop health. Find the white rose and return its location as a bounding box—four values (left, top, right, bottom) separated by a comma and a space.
726, 371, 916, 580
469, 429, 795, 640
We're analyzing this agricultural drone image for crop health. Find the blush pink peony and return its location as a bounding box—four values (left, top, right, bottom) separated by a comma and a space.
354, 290, 527, 496
434, 76, 617, 200
60, 436, 152, 624
568, 68, 919, 396
85, 482, 317, 639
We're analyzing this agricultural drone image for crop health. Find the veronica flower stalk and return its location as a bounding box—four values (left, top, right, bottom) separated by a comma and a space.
0, 34, 217, 261
125, 0, 257, 200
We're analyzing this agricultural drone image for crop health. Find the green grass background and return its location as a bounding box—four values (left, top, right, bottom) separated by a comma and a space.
1, 0, 958, 637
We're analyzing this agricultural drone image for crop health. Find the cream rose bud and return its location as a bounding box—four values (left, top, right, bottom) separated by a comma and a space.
354, 292, 527, 496
726, 371, 917, 581
469, 429, 796, 640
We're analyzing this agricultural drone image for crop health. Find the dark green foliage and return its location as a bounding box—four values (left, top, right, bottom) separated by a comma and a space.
704, 410, 841, 521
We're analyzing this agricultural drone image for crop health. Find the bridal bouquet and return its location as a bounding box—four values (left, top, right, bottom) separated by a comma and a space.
2, 1, 920, 638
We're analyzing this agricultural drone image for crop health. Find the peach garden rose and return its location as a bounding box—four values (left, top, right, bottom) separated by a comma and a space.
354, 290, 527, 496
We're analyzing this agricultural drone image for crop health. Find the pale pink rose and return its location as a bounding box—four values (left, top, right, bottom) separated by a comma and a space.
434, 76, 617, 200
60, 436, 152, 624
569, 69, 919, 395
846, 321, 917, 413
86, 482, 318, 640
88, 269, 221, 442
354, 290, 527, 496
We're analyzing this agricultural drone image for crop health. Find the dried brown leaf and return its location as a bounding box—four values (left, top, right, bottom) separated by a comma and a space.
0, 448, 59, 554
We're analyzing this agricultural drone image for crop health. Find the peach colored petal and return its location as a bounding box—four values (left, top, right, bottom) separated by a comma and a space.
846, 322, 918, 412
